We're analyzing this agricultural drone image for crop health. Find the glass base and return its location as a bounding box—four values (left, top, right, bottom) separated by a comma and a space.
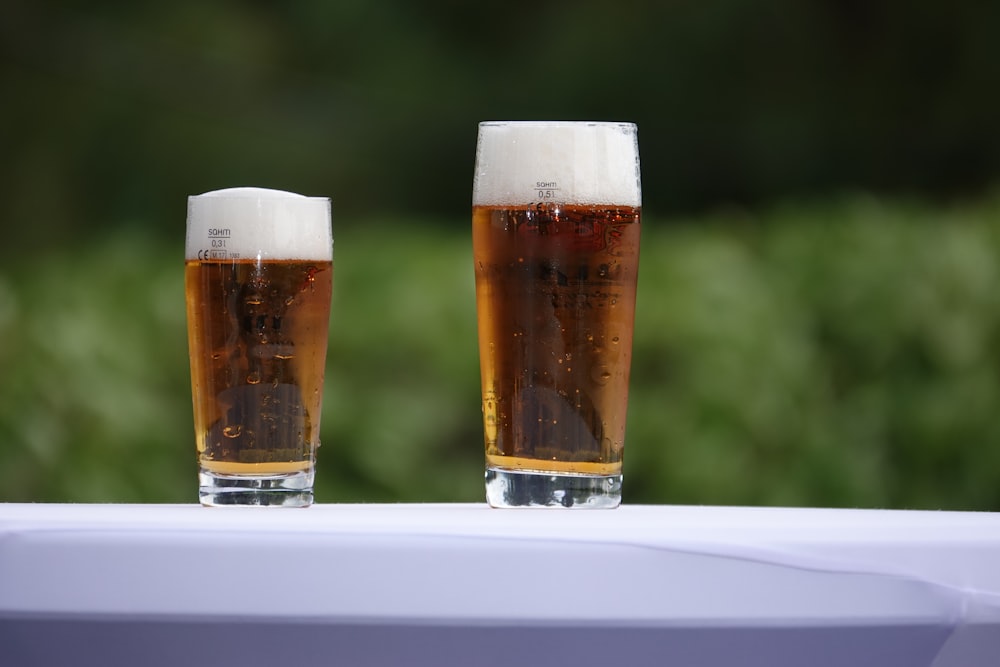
485, 467, 622, 508
199, 470, 314, 507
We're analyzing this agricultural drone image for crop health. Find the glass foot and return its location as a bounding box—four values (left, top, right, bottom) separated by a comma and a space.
485, 467, 621, 508
199, 470, 314, 507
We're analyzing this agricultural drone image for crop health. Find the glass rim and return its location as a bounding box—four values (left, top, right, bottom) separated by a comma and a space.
478, 120, 637, 130
188, 187, 330, 203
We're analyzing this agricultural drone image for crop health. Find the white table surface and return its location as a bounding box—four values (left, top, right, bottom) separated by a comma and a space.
1, 503, 998, 666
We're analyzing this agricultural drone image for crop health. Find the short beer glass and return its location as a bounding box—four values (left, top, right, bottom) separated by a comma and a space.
473, 121, 641, 508
186, 187, 333, 507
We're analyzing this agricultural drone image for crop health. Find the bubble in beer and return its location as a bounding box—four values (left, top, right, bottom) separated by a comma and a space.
591, 365, 613, 385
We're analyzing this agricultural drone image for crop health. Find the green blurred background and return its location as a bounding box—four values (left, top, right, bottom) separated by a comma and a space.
3, 1, 1000, 509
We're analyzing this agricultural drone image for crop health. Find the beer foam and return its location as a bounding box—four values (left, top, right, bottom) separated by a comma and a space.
473, 121, 641, 207
186, 187, 332, 261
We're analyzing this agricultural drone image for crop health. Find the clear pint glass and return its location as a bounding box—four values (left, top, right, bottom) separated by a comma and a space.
185, 187, 333, 507
473, 121, 642, 508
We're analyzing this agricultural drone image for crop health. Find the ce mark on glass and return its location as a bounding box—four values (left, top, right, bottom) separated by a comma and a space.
195, 248, 234, 260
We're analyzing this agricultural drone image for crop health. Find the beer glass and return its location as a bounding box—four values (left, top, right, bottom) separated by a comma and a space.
186, 187, 333, 507
473, 121, 642, 508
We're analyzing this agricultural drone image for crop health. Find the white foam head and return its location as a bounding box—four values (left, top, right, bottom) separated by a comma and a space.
186, 187, 332, 261
473, 121, 641, 207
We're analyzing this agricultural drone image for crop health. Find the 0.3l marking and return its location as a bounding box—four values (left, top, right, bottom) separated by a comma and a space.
197, 227, 236, 260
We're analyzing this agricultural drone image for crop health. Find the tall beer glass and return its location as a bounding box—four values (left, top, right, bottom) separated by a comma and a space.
473, 121, 641, 508
186, 187, 333, 507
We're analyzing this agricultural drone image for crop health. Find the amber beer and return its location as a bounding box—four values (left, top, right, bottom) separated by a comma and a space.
473, 122, 641, 508
186, 188, 332, 507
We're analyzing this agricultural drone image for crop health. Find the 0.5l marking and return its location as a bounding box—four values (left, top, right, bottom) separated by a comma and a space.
535, 181, 560, 200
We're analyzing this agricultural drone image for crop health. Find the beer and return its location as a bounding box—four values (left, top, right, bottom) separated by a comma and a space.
473, 204, 640, 471
473, 121, 641, 508
186, 187, 332, 506
185, 260, 332, 474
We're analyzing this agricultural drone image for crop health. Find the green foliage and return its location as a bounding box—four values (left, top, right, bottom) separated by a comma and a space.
628, 194, 1000, 510
0, 231, 191, 502
2, 196, 1000, 509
